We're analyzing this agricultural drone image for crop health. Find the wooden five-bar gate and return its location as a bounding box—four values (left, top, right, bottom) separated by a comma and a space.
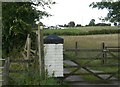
63, 42, 119, 83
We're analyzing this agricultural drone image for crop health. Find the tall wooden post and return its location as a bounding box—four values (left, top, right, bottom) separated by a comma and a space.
40, 26, 45, 79
34, 31, 39, 71
38, 22, 45, 79
38, 23, 42, 76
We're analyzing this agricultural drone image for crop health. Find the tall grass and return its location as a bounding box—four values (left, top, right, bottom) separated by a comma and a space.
8, 68, 61, 85
7, 50, 62, 85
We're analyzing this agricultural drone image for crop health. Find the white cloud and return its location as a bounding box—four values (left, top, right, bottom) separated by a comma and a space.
39, 0, 109, 26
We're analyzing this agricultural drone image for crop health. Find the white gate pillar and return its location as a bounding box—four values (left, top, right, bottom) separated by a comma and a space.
44, 35, 64, 77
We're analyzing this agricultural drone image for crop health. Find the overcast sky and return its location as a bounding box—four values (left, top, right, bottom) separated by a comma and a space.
38, 0, 110, 26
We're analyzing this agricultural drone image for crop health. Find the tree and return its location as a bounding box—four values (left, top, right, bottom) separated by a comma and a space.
68, 21, 75, 27
114, 22, 117, 26
2, 1, 55, 57
89, 1, 120, 24
89, 19, 95, 26
64, 24, 69, 27
76, 24, 82, 27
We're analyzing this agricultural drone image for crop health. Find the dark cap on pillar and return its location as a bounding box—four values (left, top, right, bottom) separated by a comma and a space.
44, 35, 64, 44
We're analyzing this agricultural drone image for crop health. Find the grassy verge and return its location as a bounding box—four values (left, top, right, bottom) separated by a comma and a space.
8, 61, 63, 85
9, 69, 60, 85
7, 51, 64, 85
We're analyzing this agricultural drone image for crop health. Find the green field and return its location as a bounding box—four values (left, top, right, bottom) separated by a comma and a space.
43, 26, 119, 35
65, 26, 119, 31
62, 34, 118, 49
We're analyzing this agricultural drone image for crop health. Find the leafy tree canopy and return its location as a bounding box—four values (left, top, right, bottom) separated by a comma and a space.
89, 1, 120, 23
68, 21, 75, 27
89, 19, 95, 26
2, 1, 55, 57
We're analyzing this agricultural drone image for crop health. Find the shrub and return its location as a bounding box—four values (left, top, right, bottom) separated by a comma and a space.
95, 23, 111, 26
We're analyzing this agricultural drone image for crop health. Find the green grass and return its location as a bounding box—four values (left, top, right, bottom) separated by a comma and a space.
43, 26, 119, 35
62, 34, 118, 49
9, 68, 61, 85
44, 26, 118, 33
6, 50, 63, 85
65, 26, 119, 31
82, 75, 112, 84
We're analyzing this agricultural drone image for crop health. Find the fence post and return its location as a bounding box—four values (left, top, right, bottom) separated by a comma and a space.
102, 42, 107, 64
38, 22, 45, 79
38, 23, 42, 77
40, 25, 45, 80
75, 42, 78, 56
34, 31, 39, 71
27, 34, 31, 59
105, 46, 107, 64
3, 57, 10, 85
26, 34, 31, 68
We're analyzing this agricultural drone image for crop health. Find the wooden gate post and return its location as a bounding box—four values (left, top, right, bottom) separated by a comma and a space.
102, 42, 107, 64
26, 34, 31, 68
38, 23, 42, 76
40, 25, 45, 80
38, 22, 45, 79
75, 42, 78, 56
